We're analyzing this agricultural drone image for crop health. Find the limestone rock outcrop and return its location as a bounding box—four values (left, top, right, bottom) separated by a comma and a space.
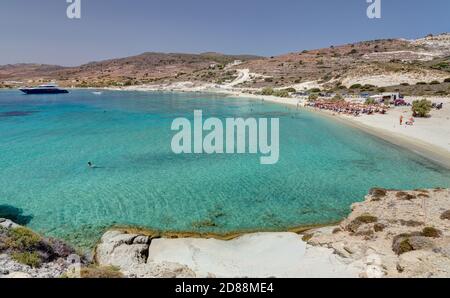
95, 230, 195, 278
306, 188, 450, 278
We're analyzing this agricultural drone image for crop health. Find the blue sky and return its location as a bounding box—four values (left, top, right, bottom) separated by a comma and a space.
0, 0, 449, 66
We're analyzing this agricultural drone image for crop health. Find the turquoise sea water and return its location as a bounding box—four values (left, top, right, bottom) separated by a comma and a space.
0, 90, 449, 246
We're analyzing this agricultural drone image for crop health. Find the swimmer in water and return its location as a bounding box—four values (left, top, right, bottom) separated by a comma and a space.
88, 162, 94, 168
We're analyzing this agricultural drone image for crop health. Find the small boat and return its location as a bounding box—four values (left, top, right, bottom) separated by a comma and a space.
20, 84, 69, 95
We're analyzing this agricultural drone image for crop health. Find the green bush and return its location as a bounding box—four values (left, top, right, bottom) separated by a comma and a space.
392, 237, 414, 255
429, 80, 441, 85
422, 227, 442, 238
308, 93, 319, 102
369, 188, 387, 198
284, 87, 296, 93
412, 99, 432, 117
12, 252, 42, 268
309, 88, 321, 93
361, 84, 375, 90
444, 78, 450, 83
261, 87, 274, 96
396, 192, 417, 201
6, 227, 41, 250
374, 223, 386, 232
354, 215, 378, 224
346, 214, 378, 233
383, 98, 391, 105
416, 82, 427, 85
273, 90, 291, 98
332, 93, 344, 101
350, 84, 362, 89
399, 220, 424, 227
365, 98, 376, 105
432, 62, 449, 70
441, 210, 450, 220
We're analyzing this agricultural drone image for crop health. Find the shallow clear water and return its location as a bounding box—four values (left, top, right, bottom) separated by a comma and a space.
0, 90, 449, 246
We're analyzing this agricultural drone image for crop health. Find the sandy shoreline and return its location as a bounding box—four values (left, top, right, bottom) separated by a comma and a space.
302, 106, 450, 170
227, 90, 450, 169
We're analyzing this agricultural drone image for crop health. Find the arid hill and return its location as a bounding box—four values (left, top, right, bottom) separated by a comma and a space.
1, 33, 449, 92
234, 34, 450, 89
0, 52, 260, 87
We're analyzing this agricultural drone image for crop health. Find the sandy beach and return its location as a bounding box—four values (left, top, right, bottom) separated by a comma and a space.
335, 99, 450, 169
229, 92, 450, 168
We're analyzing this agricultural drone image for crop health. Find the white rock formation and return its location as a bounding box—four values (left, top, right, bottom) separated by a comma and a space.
96, 231, 360, 278
95, 230, 195, 278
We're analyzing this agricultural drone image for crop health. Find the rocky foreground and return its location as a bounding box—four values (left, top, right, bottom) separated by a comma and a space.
1, 188, 449, 278
0, 219, 82, 278
95, 188, 450, 278
306, 188, 450, 277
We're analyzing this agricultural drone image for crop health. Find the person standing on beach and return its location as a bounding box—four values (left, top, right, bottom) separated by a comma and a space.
400, 115, 404, 125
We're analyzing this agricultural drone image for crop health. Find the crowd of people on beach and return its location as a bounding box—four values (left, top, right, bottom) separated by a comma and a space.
306, 100, 388, 117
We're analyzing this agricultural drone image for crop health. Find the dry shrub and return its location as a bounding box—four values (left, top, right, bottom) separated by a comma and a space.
369, 188, 387, 198
440, 210, 450, 220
